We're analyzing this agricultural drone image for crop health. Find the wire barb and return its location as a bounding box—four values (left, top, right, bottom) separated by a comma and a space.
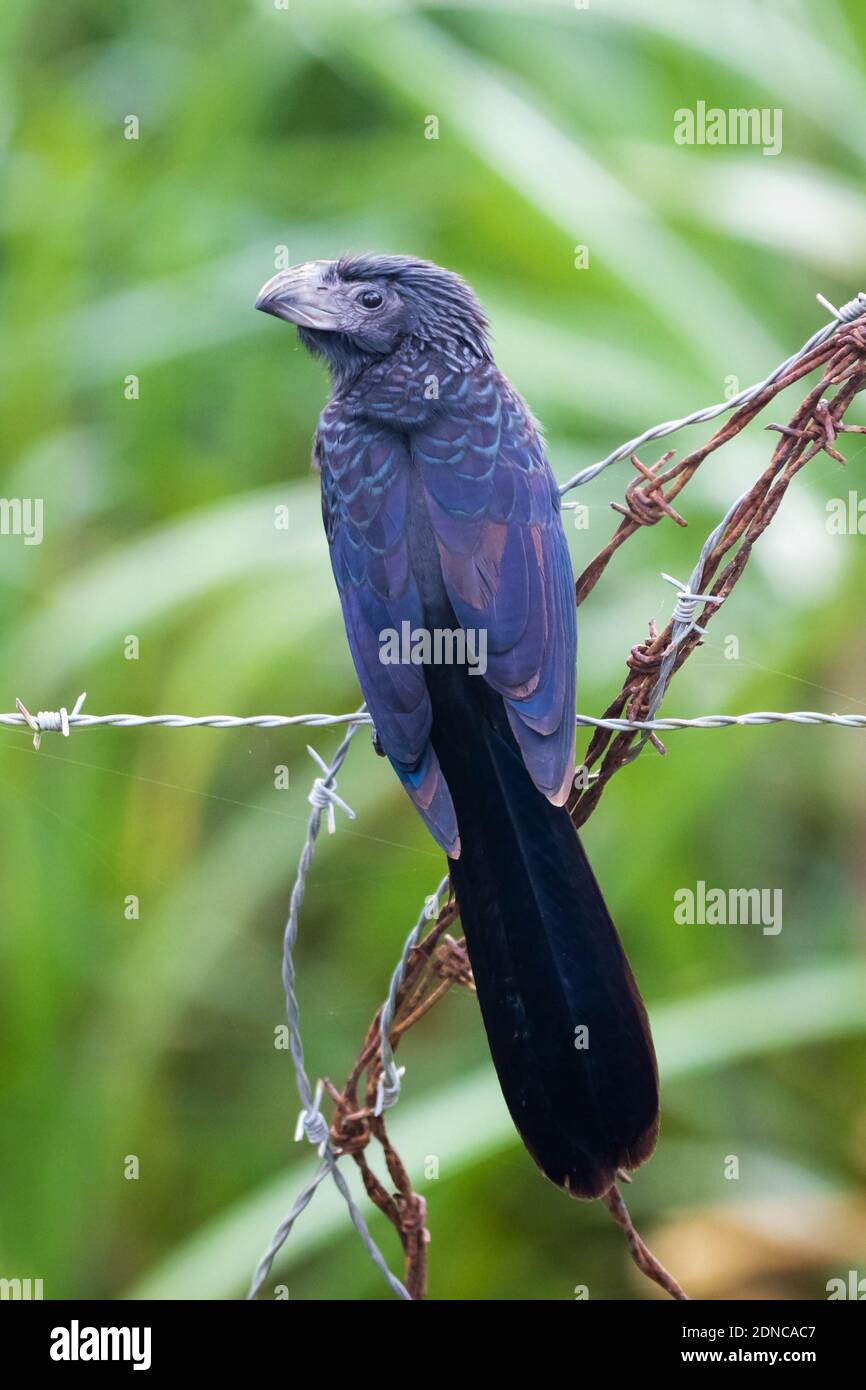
815, 290, 866, 323
305, 745, 356, 833
14, 692, 86, 750
661, 572, 724, 639
374, 1065, 406, 1117
294, 1080, 330, 1154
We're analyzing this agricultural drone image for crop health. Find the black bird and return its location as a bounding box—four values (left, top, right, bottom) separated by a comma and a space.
256, 254, 659, 1198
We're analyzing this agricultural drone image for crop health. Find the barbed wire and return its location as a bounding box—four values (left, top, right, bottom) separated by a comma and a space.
570, 309, 866, 825
5, 700, 373, 742
375, 875, 450, 1117
7, 698, 866, 746
245, 718, 412, 1302
558, 290, 866, 494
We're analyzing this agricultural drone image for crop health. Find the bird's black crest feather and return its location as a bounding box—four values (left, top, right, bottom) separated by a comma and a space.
332, 252, 492, 360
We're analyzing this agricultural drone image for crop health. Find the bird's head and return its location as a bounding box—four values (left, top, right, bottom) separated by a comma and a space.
255, 253, 490, 382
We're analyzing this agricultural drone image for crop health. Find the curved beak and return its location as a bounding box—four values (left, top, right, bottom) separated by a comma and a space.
255, 260, 340, 330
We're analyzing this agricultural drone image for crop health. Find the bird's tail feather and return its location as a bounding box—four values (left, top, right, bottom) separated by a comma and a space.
432, 681, 659, 1199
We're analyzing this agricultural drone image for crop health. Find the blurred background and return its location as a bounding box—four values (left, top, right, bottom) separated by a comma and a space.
1, 0, 865, 1301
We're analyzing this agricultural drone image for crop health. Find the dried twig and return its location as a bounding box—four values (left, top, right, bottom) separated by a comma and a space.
603, 1183, 689, 1300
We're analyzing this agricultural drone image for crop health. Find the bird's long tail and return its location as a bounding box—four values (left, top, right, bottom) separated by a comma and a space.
429, 671, 659, 1199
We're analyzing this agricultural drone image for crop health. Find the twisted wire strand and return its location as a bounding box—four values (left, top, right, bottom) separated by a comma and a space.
623, 490, 747, 762
246, 713, 410, 1303
5, 704, 865, 738
1, 709, 374, 733
375, 875, 450, 1117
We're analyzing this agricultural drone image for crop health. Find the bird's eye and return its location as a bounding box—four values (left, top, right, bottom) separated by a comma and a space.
358, 289, 384, 310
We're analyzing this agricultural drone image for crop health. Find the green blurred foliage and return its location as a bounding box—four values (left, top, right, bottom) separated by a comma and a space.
1, 0, 865, 1300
